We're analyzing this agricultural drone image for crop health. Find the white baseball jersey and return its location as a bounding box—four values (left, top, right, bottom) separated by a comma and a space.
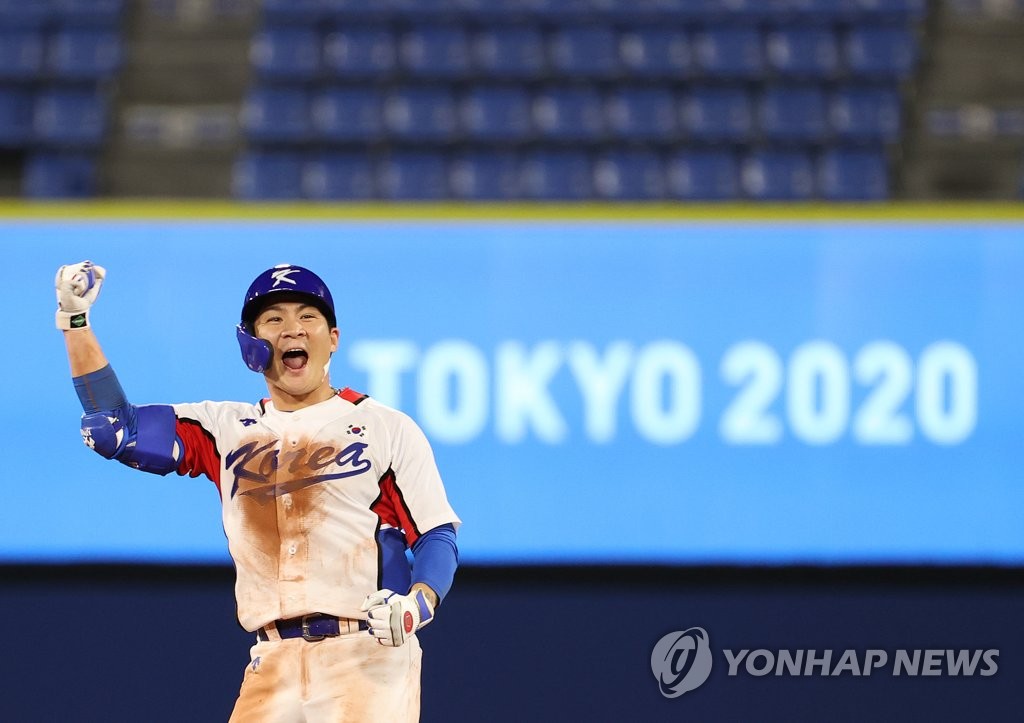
170, 388, 460, 632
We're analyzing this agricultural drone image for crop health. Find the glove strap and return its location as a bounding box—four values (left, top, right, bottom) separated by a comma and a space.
56, 309, 90, 331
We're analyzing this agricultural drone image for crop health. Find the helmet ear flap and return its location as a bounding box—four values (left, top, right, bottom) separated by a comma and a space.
236, 323, 272, 373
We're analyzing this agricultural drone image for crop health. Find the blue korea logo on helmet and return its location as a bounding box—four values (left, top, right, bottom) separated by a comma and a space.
236, 264, 337, 373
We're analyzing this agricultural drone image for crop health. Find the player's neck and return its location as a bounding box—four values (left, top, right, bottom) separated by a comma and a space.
266, 382, 337, 412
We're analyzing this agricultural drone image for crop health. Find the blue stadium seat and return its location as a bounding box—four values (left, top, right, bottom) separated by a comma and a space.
250, 26, 320, 80
377, 151, 449, 199
593, 150, 666, 200
388, 0, 468, 17
843, 25, 917, 78
757, 84, 829, 142
52, 0, 124, 25
33, 87, 106, 145
532, 86, 605, 141
383, 85, 458, 141
764, 27, 839, 78
322, 25, 397, 77
460, 86, 533, 142
618, 26, 691, 78
0, 30, 44, 80
853, 0, 927, 20
605, 87, 678, 141
817, 146, 889, 200
829, 85, 902, 142
0, 86, 33, 146
682, 86, 753, 142
471, 25, 546, 79
448, 151, 521, 199
547, 25, 620, 77
741, 149, 816, 200
232, 151, 304, 199
302, 152, 376, 199
241, 86, 311, 143
47, 28, 123, 80
693, 26, 765, 79
399, 25, 472, 78
311, 86, 384, 142
666, 148, 741, 200
0, 1, 52, 28
519, 150, 594, 199
260, 0, 324, 24
22, 151, 97, 197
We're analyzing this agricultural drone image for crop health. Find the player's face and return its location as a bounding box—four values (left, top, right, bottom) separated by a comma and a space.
254, 301, 339, 410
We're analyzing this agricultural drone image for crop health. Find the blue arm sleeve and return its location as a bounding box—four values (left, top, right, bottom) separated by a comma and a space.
73, 364, 128, 413
411, 523, 459, 603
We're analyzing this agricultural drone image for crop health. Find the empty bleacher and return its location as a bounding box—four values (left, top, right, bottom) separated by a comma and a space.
0, 0, 124, 197
233, 0, 927, 201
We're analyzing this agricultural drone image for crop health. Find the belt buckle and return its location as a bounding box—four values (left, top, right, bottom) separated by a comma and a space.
301, 614, 326, 642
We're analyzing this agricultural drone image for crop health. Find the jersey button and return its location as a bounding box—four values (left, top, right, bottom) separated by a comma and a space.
288, 544, 297, 555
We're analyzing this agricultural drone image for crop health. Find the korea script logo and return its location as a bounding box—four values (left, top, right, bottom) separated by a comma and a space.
225, 439, 372, 502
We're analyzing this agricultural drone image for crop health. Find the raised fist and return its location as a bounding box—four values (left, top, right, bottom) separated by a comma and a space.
55, 260, 105, 330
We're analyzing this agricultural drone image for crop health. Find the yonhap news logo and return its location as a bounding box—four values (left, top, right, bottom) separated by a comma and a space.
650, 628, 714, 697
651, 626, 999, 699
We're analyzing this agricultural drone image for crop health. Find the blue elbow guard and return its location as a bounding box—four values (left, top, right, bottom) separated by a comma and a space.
80, 404, 181, 476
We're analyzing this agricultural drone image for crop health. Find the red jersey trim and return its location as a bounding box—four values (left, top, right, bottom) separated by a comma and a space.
369, 467, 422, 546
175, 417, 222, 491
338, 387, 368, 405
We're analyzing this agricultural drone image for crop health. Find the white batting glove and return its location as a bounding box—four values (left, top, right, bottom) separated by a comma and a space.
360, 588, 435, 647
55, 260, 105, 330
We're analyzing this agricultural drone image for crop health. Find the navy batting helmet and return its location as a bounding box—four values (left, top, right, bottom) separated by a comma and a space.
236, 264, 337, 373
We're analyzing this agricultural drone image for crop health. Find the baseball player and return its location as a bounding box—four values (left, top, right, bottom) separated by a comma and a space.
56, 260, 460, 722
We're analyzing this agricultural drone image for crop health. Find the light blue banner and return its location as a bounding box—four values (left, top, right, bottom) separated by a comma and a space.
4, 219, 1022, 564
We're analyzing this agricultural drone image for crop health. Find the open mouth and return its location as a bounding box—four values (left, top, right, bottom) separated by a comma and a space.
281, 349, 309, 371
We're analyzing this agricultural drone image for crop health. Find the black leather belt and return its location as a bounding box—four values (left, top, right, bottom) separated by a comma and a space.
258, 613, 368, 642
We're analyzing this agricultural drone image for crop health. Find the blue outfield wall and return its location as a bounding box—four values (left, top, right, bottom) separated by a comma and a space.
3, 206, 1024, 566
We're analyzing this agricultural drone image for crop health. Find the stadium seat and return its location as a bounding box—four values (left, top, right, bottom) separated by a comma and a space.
593, 149, 666, 200
22, 151, 97, 198
0, 86, 33, 146
829, 85, 902, 142
853, 0, 927, 20
605, 86, 678, 141
260, 0, 324, 24
532, 86, 605, 141
666, 148, 741, 200
817, 146, 889, 200
460, 85, 533, 142
0, 29, 45, 80
692, 26, 765, 79
471, 25, 546, 79
681, 85, 753, 142
33, 86, 107, 145
249, 26, 321, 80
399, 25, 472, 78
232, 151, 304, 199
519, 150, 594, 200
757, 84, 829, 142
617, 26, 691, 78
51, 0, 124, 25
764, 27, 839, 78
240, 86, 311, 143
0, 1, 52, 28
383, 85, 458, 141
843, 25, 917, 78
377, 151, 449, 199
302, 152, 376, 199
741, 149, 816, 200
547, 25, 620, 78
311, 86, 385, 142
448, 151, 521, 199
322, 25, 397, 77
47, 28, 123, 80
